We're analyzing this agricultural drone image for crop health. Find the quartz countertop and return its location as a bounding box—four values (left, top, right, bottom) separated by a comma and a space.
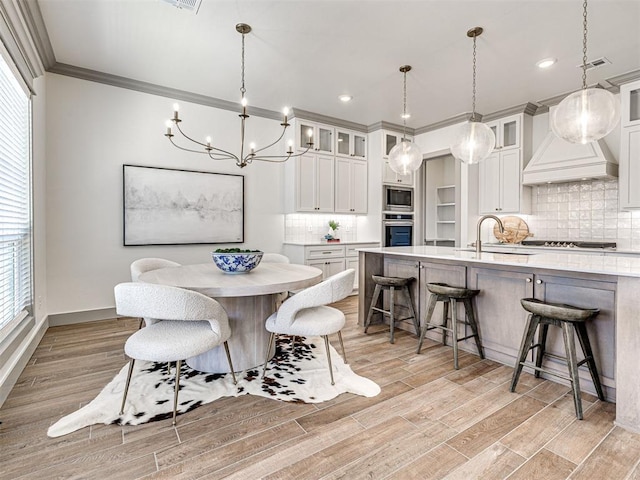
283, 240, 380, 246
359, 245, 640, 278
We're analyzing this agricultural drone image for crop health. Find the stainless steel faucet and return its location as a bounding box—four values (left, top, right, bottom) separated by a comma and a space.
476, 215, 505, 254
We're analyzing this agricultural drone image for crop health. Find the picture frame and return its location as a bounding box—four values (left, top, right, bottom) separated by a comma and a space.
123, 164, 244, 246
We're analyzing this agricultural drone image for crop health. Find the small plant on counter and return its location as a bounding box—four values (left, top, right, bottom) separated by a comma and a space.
328, 220, 340, 232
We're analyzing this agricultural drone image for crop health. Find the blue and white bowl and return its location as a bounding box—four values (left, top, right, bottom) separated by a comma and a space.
211, 251, 263, 274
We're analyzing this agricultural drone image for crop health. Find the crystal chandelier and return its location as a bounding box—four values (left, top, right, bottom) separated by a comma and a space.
550, 0, 619, 144
388, 65, 422, 175
164, 23, 313, 168
450, 27, 496, 164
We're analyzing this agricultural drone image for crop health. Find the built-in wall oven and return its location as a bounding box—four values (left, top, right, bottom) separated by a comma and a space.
383, 185, 414, 212
383, 213, 414, 247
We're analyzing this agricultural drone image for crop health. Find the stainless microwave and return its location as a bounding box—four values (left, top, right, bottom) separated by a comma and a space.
383, 185, 414, 212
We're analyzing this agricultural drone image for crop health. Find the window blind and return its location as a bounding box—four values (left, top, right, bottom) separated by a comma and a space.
0, 51, 31, 331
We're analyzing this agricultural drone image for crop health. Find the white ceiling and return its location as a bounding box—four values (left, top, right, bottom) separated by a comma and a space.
37, 0, 640, 128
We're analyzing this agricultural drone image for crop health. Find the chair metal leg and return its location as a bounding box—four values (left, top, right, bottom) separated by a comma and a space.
535, 323, 549, 378
463, 298, 484, 359
574, 322, 605, 401
510, 314, 540, 392
562, 322, 584, 419
262, 332, 276, 378
172, 359, 181, 426
389, 286, 396, 344
138, 318, 144, 329
451, 299, 459, 369
364, 284, 382, 333
223, 341, 237, 385
417, 293, 438, 354
441, 300, 449, 346
323, 335, 335, 385
337, 330, 347, 364
120, 358, 135, 415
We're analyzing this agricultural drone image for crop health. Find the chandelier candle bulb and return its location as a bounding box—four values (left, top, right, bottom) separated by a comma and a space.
172, 103, 179, 120
165, 120, 172, 136
282, 107, 289, 125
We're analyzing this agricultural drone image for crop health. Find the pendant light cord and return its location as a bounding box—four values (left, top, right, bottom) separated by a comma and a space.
581, 0, 588, 90
240, 31, 246, 98
471, 32, 477, 122
402, 69, 407, 140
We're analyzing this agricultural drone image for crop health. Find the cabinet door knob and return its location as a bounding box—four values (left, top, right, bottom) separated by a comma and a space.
536, 279, 543, 285
525, 278, 532, 283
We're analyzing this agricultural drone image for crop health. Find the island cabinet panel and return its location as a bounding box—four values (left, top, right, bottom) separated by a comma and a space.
468, 267, 534, 363
469, 266, 617, 400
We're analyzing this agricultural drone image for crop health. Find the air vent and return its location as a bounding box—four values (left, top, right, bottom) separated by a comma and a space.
161, 0, 202, 13
577, 57, 612, 70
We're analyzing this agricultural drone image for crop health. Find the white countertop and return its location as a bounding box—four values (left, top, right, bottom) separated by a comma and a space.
359, 245, 640, 278
283, 240, 380, 246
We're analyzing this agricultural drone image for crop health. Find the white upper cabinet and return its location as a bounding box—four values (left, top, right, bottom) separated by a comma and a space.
619, 79, 640, 209
335, 128, 367, 159
382, 130, 415, 186
478, 149, 529, 214
486, 114, 521, 151
335, 158, 367, 213
621, 80, 640, 128
296, 153, 335, 212
296, 120, 335, 154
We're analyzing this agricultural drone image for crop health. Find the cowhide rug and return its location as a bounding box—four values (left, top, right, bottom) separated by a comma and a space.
48, 336, 380, 437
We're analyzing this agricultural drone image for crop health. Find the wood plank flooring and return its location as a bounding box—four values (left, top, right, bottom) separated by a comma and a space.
2, 296, 640, 479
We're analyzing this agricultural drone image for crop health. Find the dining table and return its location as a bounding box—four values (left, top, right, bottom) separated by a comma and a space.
138, 261, 323, 373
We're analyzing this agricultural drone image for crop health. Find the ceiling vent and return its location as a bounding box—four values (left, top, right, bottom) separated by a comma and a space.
161, 0, 202, 13
577, 57, 612, 70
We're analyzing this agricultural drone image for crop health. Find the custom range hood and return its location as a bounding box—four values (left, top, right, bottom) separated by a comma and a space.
522, 131, 618, 185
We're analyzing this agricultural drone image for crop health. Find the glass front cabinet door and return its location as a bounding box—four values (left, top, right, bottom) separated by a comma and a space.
297, 121, 334, 154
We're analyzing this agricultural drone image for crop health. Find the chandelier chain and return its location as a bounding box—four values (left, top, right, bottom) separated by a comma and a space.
581, 0, 588, 90
402, 69, 407, 137
471, 33, 477, 121
240, 31, 246, 97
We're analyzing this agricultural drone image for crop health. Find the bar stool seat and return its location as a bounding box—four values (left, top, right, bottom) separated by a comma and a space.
510, 298, 605, 420
364, 275, 418, 344
416, 283, 483, 369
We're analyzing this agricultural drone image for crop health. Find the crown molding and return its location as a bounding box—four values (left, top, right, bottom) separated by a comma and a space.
291, 108, 367, 133
0, 0, 46, 92
607, 69, 640, 87
17, 0, 54, 69
414, 113, 473, 135
48, 62, 285, 121
366, 121, 415, 135
482, 102, 539, 122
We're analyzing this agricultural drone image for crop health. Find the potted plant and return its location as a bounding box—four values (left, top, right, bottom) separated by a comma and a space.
325, 220, 340, 243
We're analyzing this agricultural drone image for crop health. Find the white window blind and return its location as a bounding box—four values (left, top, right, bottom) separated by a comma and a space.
0, 51, 31, 331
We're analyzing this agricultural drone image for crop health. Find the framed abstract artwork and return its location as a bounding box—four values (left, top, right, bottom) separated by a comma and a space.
123, 164, 244, 245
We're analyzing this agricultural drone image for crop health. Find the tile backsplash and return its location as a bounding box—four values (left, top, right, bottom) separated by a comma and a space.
526, 179, 640, 250
284, 214, 358, 243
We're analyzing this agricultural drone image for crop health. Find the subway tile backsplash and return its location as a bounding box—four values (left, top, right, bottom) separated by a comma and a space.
284, 214, 358, 243
526, 179, 640, 250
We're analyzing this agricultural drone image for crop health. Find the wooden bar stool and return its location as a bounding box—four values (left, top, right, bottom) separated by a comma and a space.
510, 298, 605, 420
416, 282, 484, 369
364, 275, 418, 344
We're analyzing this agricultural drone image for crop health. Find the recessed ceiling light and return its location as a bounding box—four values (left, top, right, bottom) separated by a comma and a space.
338, 94, 353, 103
401, 113, 411, 119
536, 58, 557, 69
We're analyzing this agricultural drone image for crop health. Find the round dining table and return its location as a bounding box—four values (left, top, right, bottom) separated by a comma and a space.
138, 262, 323, 373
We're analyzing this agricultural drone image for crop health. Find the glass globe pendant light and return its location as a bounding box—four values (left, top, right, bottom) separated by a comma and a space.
450, 27, 495, 165
388, 65, 422, 175
550, 0, 619, 144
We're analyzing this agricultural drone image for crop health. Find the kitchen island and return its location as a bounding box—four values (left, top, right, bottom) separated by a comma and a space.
358, 246, 640, 433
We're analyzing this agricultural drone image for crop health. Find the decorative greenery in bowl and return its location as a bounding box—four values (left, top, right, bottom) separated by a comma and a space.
211, 249, 263, 273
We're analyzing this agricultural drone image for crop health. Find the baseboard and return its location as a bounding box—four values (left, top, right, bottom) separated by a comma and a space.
0, 315, 48, 407
48, 307, 117, 326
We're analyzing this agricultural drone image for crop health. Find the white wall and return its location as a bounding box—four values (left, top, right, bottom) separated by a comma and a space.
45, 73, 287, 315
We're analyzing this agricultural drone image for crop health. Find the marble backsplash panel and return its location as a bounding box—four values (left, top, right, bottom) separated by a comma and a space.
526, 179, 640, 250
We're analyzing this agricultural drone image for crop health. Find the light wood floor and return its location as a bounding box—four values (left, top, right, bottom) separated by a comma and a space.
2, 296, 640, 479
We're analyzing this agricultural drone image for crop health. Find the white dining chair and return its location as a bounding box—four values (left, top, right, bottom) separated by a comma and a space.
114, 282, 237, 425
261, 253, 290, 264
262, 269, 355, 385
130, 258, 181, 328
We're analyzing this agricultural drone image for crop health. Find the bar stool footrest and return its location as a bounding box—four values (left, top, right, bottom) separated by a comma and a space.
519, 361, 573, 383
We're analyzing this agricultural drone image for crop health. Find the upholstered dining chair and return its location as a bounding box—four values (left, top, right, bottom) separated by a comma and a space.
114, 282, 237, 425
130, 258, 180, 328
262, 269, 355, 385
261, 253, 290, 264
